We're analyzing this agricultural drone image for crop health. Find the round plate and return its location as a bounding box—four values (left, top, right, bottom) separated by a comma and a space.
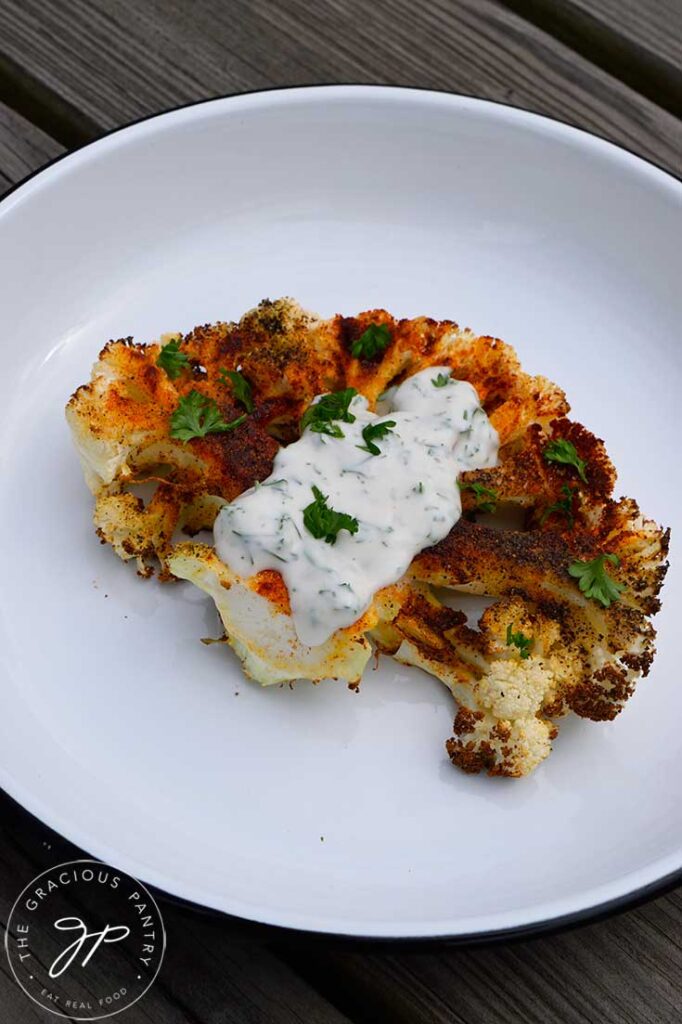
0, 86, 680, 941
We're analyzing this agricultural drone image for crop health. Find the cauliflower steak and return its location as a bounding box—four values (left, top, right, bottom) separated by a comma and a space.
66, 298, 669, 777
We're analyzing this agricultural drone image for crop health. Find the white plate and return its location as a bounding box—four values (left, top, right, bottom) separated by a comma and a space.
1, 86, 680, 941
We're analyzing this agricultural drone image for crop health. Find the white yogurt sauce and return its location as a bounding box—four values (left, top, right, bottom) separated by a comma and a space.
214, 366, 498, 646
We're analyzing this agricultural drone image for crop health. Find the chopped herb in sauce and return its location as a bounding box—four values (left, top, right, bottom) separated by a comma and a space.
351, 323, 391, 360
255, 478, 287, 491
303, 486, 359, 545
432, 372, 450, 388
543, 438, 588, 484
357, 420, 396, 455
568, 553, 624, 607
214, 367, 499, 646
170, 390, 246, 442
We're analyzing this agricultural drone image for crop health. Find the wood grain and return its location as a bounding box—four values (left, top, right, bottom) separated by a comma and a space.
0, 0, 679, 174
281, 888, 682, 1024
500, 0, 682, 116
0, 99, 63, 192
585, 0, 682, 64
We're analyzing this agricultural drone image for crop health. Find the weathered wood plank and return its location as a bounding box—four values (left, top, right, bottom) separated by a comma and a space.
0, 99, 63, 193
500, 0, 682, 116
0, 0, 679, 174
542, 0, 682, 71
280, 888, 682, 1024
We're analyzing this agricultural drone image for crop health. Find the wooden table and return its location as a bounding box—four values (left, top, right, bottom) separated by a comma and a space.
1, 2, 680, 1021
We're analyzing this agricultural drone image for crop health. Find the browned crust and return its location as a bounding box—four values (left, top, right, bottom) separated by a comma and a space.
566, 664, 636, 721
69, 298, 670, 776
413, 518, 582, 598
446, 710, 497, 775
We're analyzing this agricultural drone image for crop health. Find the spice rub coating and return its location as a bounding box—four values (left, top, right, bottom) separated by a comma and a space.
67, 298, 669, 776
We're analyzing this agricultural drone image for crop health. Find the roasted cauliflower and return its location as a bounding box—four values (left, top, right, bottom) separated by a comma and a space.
66, 298, 669, 777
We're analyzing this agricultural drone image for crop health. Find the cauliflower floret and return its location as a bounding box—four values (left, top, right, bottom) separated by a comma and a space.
94, 488, 225, 579
475, 659, 551, 720
447, 707, 556, 778
65, 335, 185, 495
411, 495, 668, 729
94, 490, 179, 579
458, 417, 616, 517
376, 550, 666, 778
373, 587, 569, 776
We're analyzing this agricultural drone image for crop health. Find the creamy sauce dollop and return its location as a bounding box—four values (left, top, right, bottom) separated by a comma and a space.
214, 367, 498, 646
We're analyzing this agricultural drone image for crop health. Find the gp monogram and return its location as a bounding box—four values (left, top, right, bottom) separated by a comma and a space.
5, 860, 165, 1020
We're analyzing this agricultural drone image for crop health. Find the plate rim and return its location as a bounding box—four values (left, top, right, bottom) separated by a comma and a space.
1, 83, 680, 944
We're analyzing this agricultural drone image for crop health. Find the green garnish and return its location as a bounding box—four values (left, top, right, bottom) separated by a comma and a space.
432, 372, 450, 388
300, 388, 358, 438
170, 390, 246, 442
568, 553, 624, 607
351, 323, 391, 360
506, 624, 533, 660
302, 486, 359, 545
156, 338, 190, 379
218, 368, 254, 413
357, 420, 396, 456
543, 439, 588, 484
458, 481, 499, 514
540, 485, 576, 529
255, 478, 286, 490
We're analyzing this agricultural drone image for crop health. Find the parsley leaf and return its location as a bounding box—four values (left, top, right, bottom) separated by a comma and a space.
170, 390, 246, 442
357, 420, 396, 455
543, 439, 588, 484
568, 553, 624, 607
218, 368, 254, 413
540, 484, 576, 529
432, 372, 451, 388
300, 388, 358, 438
156, 337, 190, 379
351, 323, 391, 360
506, 624, 533, 659
302, 486, 359, 545
458, 480, 499, 514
